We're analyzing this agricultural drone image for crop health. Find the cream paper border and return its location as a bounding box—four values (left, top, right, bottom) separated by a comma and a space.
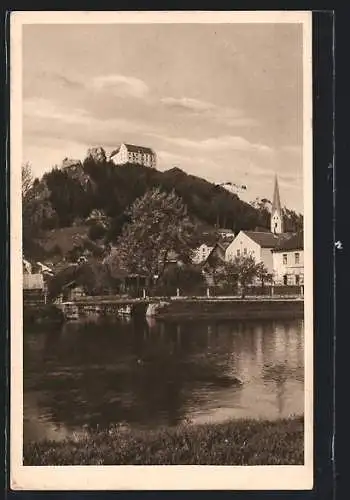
10, 10, 313, 491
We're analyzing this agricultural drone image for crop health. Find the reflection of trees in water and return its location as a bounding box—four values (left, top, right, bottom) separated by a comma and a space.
24, 317, 303, 433
24, 319, 243, 431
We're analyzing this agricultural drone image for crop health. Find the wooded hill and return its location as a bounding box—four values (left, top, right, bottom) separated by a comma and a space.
23, 151, 303, 262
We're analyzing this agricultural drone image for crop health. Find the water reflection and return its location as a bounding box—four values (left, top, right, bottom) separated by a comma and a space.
24, 317, 304, 442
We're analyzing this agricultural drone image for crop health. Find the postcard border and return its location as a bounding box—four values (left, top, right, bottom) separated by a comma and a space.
8, 9, 317, 492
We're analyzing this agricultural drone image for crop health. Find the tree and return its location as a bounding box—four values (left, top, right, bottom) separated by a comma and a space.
22, 170, 58, 256
249, 197, 271, 229
223, 255, 269, 298
47, 261, 113, 299
74, 262, 113, 296
159, 264, 206, 295
88, 223, 106, 241
43, 167, 92, 227
22, 162, 34, 200
106, 188, 200, 281
282, 207, 303, 233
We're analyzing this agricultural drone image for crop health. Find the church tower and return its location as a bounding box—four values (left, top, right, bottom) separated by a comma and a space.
270, 174, 284, 234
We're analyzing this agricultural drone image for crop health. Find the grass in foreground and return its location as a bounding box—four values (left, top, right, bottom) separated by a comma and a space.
23, 416, 304, 466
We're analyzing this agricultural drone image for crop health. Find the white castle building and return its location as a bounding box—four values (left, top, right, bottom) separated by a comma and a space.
109, 143, 157, 168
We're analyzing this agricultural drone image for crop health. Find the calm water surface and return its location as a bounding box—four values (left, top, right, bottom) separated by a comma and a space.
24, 317, 304, 443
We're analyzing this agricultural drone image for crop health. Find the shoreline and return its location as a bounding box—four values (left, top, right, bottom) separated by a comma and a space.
155, 297, 304, 321
24, 297, 304, 325
23, 416, 304, 466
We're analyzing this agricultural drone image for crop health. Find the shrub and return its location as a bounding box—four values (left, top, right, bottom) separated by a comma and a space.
159, 264, 206, 295
88, 223, 106, 241
49, 244, 63, 256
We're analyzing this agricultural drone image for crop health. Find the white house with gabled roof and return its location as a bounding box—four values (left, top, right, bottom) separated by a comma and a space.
225, 230, 284, 274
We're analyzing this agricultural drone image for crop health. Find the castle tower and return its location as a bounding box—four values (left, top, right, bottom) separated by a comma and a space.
270, 174, 284, 234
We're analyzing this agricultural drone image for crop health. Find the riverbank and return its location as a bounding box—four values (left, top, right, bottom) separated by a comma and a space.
156, 297, 304, 321
23, 296, 304, 325
23, 304, 64, 326
23, 416, 303, 465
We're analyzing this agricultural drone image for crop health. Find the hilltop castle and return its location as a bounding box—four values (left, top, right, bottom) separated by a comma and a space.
109, 143, 157, 168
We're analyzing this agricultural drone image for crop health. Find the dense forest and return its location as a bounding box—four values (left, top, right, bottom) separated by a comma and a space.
23, 147, 303, 261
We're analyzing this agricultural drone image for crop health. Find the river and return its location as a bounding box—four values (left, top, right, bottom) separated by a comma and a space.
24, 316, 304, 443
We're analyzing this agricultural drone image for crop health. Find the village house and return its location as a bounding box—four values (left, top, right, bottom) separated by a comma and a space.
205, 241, 230, 268
191, 243, 214, 264
200, 241, 231, 286
23, 259, 47, 305
225, 230, 282, 274
109, 143, 157, 168
272, 232, 304, 285
61, 281, 86, 302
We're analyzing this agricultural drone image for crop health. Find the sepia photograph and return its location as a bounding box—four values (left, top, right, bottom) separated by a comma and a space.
10, 11, 313, 490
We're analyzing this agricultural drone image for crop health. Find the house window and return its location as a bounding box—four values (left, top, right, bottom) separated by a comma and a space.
237, 249, 240, 257
295, 252, 300, 264
243, 248, 247, 255
283, 275, 288, 285
283, 254, 287, 265
295, 275, 300, 285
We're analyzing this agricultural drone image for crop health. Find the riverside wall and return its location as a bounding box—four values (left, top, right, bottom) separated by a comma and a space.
24, 297, 304, 325
155, 298, 304, 321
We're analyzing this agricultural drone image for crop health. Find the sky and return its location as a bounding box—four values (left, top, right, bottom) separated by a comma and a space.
23, 22, 304, 213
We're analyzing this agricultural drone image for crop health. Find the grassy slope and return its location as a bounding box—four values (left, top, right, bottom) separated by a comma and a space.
24, 417, 303, 466
35, 225, 90, 255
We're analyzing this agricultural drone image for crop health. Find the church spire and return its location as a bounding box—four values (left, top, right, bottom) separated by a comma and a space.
270, 174, 283, 234
272, 174, 282, 214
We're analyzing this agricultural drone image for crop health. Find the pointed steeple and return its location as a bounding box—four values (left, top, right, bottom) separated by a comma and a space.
270, 174, 283, 234
272, 174, 282, 214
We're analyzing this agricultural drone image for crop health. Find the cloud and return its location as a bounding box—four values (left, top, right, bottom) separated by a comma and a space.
161, 97, 216, 113
23, 98, 163, 164
90, 74, 149, 99
150, 134, 274, 155
161, 96, 258, 128
23, 98, 159, 140
24, 97, 90, 125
